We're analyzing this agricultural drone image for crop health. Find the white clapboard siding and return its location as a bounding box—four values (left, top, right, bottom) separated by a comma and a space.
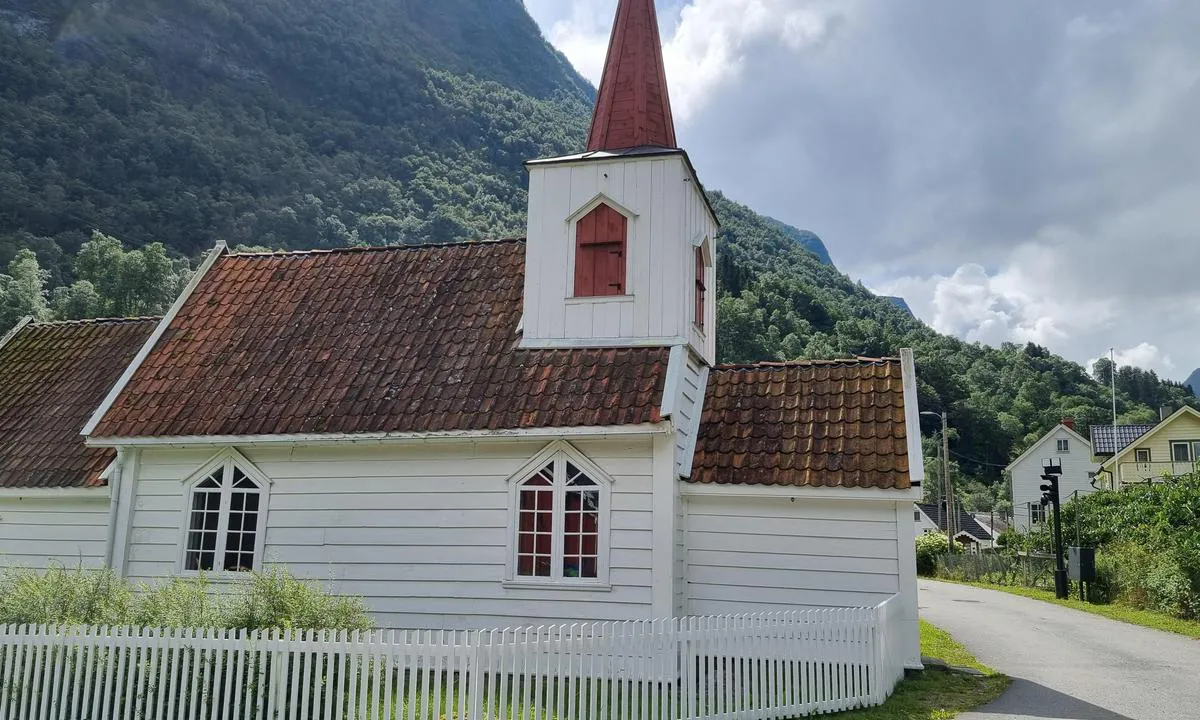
1010, 426, 1099, 531
0, 493, 109, 569
523, 154, 718, 364
0, 596, 907, 720
673, 350, 707, 477
126, 439, 656, 630
685, 496, 902, 614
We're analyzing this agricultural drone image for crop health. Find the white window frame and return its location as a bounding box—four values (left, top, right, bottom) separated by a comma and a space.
1031, 505, 1047, 524
1056, 439, 1070, 453
504, 441, 613, 589
1135, 448, 1152, 463
692, 235, 713, 335
176, 449, 271, 576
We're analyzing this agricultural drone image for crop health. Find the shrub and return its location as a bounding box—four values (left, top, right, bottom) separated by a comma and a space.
0, 565, 372, 630
0, 565, 131, 625
915, 532, 961, 576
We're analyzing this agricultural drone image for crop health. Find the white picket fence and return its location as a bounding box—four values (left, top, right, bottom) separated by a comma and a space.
0, 595, 906, 720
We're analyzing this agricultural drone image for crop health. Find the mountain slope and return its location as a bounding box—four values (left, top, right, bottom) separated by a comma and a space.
0, 0, 591, 278
1186, 368, 1200, 397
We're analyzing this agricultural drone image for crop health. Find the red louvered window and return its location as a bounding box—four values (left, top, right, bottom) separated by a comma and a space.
694, 247, 707, 331
575, 204, 627, 297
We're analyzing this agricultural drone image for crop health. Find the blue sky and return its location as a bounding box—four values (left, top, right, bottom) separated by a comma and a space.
524, 1, 1200, 380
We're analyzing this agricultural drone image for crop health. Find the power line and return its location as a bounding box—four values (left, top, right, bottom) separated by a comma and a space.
947, 448, 1010, 469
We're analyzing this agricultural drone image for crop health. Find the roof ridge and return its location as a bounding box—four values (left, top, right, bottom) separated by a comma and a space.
714, 357, 899, 371
225, 237, 527, 258
29, 317, 162, 327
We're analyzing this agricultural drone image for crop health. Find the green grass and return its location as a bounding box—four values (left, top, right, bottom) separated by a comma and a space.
937, 579, 1200, 640
828, 621, 1009, 720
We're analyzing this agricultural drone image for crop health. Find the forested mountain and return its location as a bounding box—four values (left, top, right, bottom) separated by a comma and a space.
1, 0, 1192, 492
1186, 369, 1200, 397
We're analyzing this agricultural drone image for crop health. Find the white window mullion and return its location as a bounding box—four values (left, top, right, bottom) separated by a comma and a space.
213, 461, 233, 573
551, 456, 566, 581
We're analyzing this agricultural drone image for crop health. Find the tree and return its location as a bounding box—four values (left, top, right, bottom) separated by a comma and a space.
0, 250, 49, 332
70, 232, 190, 318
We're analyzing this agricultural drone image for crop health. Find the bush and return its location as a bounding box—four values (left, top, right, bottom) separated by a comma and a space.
0, 565, 373, 630
916, 533, 961, 576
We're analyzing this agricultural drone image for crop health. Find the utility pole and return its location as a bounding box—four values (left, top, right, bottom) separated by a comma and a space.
1110, 348, 1117, 429
942, 411, 953, 548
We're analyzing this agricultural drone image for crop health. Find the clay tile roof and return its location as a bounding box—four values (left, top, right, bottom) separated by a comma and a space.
91, 240, 670, 439
0, 318, 158, 488
690, 358, 912, 489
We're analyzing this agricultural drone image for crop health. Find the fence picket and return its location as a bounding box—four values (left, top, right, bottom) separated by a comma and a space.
0, 597, 907, 720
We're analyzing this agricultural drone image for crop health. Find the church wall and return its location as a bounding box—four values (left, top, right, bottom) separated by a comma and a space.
0, 492, 110, 569
123, 437, 658, 630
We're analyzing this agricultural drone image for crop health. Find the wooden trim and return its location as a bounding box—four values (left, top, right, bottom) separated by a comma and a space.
651, 432, 676, 618
87, 423, 671, 448
518, 335, 689, 350
899, 349, 925, 488
0, 487, 109, 499
565, 193, 639, 224
659, 345, 687, 419
681, 483, 923, 501
677, 360, 709, 480
0, 315, 33, 353
82, 242, 227, 437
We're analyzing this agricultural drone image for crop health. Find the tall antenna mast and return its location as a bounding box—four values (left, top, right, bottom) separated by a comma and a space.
1110, 347, 1117, 428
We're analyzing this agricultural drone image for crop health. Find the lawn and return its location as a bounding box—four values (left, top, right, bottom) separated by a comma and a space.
941, 579, 1200, 640
829, 621, 1009, 720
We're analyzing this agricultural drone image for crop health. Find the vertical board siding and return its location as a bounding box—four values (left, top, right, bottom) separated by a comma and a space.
0, 494, 109, 569
127, 439, 655, 630
0, 598, 905, 720
523, 155, 718, 363
1010, 428, 1099, 531
685, 496, 902, 615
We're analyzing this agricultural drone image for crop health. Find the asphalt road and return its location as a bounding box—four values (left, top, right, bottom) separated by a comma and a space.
919, 580, 1200, 720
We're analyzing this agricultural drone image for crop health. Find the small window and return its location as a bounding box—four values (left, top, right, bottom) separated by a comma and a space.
574, 204, 627, 297
1031, 505, 1047, 524
1172, 442, 1191, 463
1056, 439, 1070, 453
510, 444, 609, 585
915, 509, 922, 521
1135, 448, 1152, 463
183, 456, 266, 573
694, 247, 707, 331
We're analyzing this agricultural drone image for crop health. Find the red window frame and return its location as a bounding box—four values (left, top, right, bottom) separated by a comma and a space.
694, 246, 707, 331
575, 204, 627, 297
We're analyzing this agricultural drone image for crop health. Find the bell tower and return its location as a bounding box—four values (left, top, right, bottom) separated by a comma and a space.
520, 0, 718, 366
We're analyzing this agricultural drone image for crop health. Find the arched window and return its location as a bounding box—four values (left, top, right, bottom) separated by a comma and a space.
694, 246, 707, 331
574, 203, 628, 297
181, 452, 268, 573
510, 444, 610, 585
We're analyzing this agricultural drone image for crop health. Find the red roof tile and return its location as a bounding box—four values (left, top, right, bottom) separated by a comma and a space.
690, 358, 912, 489
91, 240, 670, 438
0, 318, 158, 488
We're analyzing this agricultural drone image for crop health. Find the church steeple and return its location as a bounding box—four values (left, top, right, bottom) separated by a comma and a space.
586, 0, 678, 152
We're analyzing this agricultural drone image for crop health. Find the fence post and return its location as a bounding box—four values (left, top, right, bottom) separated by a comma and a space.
468, 630, 485, 720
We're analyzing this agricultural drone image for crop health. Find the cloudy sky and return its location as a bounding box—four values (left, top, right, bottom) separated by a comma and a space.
523, 0, 1200, 381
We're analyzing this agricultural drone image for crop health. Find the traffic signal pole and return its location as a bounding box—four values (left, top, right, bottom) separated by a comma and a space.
1041, 459, 1069, 599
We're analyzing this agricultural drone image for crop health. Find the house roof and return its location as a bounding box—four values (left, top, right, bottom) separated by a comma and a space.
689, 358, 912, 489
917, 503, 993, 542
0, 317, 158, 488
1005, 422, 1092, 473
1089, 424, 1156, 455
1099, 406, 1200, 470
89, 240, 671, 439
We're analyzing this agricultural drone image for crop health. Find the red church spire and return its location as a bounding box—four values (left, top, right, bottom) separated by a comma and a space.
586, 0, 678, 152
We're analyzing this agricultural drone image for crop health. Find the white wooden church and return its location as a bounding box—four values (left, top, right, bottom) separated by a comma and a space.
0, 0, 923, 670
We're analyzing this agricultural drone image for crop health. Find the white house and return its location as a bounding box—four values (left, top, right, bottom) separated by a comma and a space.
0, 317, 156, 569
1097, 406, 1200, 488
0, 0, 925, 670
1005, 420, 1099, 531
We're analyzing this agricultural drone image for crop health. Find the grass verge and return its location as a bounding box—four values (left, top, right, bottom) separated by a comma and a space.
936, 579, 1200, 640
829, 621, 1009, 720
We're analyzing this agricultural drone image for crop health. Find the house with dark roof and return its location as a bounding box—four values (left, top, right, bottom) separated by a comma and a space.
914, 503, 994, 551
19, 0, 927, 668
0, 317, 157, 568
1095, 407, 1200, 488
